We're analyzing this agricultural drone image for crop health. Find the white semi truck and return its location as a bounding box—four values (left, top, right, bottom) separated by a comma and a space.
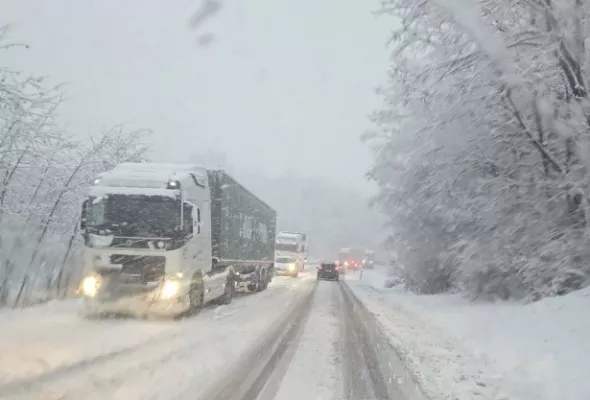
79, 163, 276, 317
274, 231, 307, 277
363, 249, 375, 269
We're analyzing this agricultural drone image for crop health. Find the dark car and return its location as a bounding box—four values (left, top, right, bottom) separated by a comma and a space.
317, 262, 339, 281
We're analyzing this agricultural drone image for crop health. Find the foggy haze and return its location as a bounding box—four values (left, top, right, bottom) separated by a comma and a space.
2, 1, 590, 399
1, 0, 391, 192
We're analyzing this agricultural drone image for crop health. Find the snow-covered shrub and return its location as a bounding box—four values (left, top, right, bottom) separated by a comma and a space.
384, 275, 405, 288
366, 0, 590, 300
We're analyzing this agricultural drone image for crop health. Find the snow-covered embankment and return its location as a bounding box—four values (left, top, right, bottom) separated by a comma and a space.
345, 267, 589, 400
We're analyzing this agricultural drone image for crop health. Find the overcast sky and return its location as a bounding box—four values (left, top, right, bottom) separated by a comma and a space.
1, 0, 391, 191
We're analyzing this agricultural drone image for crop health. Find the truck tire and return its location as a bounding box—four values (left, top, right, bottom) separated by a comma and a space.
260, 269, 269, 291
256, 269, 265, 292
189, 280, 204, 314
220, 275, 235, 305
247, 268, 262, 292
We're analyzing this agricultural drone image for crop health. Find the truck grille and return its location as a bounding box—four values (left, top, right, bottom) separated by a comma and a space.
109, 254, 166, 283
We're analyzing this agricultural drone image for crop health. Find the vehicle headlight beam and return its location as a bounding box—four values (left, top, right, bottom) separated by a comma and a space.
160, 280, 180, 299
82, 275, 99, 297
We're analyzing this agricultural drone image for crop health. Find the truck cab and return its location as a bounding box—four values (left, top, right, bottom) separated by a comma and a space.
79, 163, 231, 317
363, 250, 375, 269
275, 231, 307, 274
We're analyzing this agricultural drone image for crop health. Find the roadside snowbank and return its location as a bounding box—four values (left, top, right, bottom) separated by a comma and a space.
346, 267, 587, 400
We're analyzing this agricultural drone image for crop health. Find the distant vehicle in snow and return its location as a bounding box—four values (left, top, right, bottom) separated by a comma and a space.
317, 262, 339, 281
362, 249, 375, 269
337, 247, 364, 270
78, 163, 276, 318
274, 255, 299, 277
275, 231, 307, 275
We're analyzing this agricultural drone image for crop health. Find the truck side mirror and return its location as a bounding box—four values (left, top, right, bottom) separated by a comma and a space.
80, 200, 88, 231
212, 257, 220, 267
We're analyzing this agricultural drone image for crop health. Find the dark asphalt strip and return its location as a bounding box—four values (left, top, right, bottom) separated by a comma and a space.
340, 282, 391, 399
340, 282, 429, 400
241, 294, 314, 400
199, 283, 315, 400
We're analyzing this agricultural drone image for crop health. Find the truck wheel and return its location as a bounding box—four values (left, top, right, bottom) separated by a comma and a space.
220, 275, 235, 305
261, 270, 270, 290
247, 283, 257, 292
189, 281, 204, 314
256, 270, 265, 292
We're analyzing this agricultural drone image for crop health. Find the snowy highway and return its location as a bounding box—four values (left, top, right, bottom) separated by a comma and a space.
0, 269, 419, 400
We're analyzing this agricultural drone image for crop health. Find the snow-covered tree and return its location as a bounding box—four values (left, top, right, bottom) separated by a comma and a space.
368, 0, 590, 300
0, 30, 151, 307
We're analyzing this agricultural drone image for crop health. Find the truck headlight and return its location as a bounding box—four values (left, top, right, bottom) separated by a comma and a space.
82, 275, 99, 297
160, 280, 180, 299
288, 263, 296, 271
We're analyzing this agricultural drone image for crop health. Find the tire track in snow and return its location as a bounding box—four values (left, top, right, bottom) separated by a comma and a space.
200, 282, 316, 400
8, 327, 239, 400
0, 275, 316, 399
269, 280, 343, 400
0, 327, 192, 397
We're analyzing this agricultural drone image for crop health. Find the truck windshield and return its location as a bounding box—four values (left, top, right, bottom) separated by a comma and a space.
86, 194, 180, 238
276, 243, 299, 252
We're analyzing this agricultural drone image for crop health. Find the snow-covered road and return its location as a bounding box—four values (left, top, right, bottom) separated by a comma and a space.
0, 274, 314, 400
0, 270, 422, 400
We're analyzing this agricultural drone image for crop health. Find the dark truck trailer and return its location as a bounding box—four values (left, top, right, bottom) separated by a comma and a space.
207, 170, 277, 291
